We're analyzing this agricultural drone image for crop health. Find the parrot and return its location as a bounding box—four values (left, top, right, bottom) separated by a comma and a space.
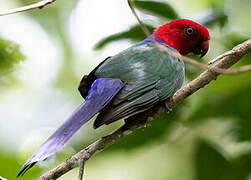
17, 19, 210, 176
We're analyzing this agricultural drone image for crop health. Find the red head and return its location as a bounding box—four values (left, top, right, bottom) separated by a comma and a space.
154, 19, 210, 57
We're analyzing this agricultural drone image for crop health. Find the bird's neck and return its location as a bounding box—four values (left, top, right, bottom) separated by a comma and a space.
135, 35, 176, 53
153, 25, 184, 54
135, 35, 168, 47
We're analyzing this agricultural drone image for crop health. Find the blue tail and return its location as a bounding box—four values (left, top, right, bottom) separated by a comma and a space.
17, 78, 125, 177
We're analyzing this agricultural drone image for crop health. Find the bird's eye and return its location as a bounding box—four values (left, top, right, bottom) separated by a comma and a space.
184, 26, 196, 38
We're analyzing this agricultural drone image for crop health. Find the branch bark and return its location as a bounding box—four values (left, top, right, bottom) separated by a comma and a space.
38, 39, 251, 180
0, 0, 56, 16
78, 159, 85, 180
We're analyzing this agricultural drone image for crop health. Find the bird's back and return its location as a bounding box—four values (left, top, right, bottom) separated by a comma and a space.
94, 40, 185, 128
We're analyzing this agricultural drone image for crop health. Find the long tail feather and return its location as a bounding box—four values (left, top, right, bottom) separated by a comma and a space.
17, 78, 125, 177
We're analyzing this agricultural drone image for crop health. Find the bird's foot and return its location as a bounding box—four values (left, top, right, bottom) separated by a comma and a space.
139, 124, 148, 131
164, 100, 172, 113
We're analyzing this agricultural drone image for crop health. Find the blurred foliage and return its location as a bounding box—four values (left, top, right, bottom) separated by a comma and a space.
94, 24, 155, 50
195, 140, 230, 180
195, 139, 251, 180
134, 0, 179, 19
187, 73, 251, 140
0, 149, 41, 180
1, 0, 251, 179
0, 37, 24, 75
198, 9, 228, 28
20, 0, 79, 91
0, 37, 25, 87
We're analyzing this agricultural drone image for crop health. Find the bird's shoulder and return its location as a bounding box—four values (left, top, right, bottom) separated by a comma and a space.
95, 40, 183, 80
78, 40, 184, 99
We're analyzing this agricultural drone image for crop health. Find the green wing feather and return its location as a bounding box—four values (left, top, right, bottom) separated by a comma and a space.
94, 41, 184, 128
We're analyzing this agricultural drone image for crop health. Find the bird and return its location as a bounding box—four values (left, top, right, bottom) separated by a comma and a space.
17, 19, 210, 177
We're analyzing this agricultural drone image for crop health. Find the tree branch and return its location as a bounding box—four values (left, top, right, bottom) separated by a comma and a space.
38, 39, 251, 180
78, 159, 85, 180
0, 0, 56, 16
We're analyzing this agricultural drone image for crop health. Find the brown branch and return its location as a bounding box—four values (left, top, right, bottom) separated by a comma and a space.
0, 0, 56, 16
39, 39, 251, 180
78, 159, 85, 180
127, 0, 152, 37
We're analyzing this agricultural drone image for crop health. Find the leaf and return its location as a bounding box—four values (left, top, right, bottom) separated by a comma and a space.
18, 0, 79, 90
134, 0, 179, 19
0, 149, 41, 179
94, 24, 155, 50
228, 153, 251, 180
0, 37, 25, 75
199, 10, 228, 28
195, 140, 230, 180
224, 33, 249, 48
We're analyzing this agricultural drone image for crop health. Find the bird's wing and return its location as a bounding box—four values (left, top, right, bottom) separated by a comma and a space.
94, 41, 184, 128
17, 78, 125, 177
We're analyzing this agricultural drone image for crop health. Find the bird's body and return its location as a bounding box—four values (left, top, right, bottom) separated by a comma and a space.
91, 38, 184, 128
18, 19, 210, 177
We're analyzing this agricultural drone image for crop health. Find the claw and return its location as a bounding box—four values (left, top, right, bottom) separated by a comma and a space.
140, 124, 148, 131
164, 100, 172, 113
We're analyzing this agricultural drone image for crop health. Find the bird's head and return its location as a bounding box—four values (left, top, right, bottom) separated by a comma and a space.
154, 19, 210, 58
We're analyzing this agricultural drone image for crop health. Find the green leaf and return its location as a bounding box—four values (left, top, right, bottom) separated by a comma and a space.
199, 10, 228, 28
134, 0, 179, 19
94, 24, 155, 50
228, 153, 251, 180
224, 33, 249, 48
0, 149, 41, 180
0, 37, 25, 75
195, 140, 230, 180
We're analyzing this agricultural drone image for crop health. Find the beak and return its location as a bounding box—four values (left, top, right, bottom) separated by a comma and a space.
192, 40, 209, 58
